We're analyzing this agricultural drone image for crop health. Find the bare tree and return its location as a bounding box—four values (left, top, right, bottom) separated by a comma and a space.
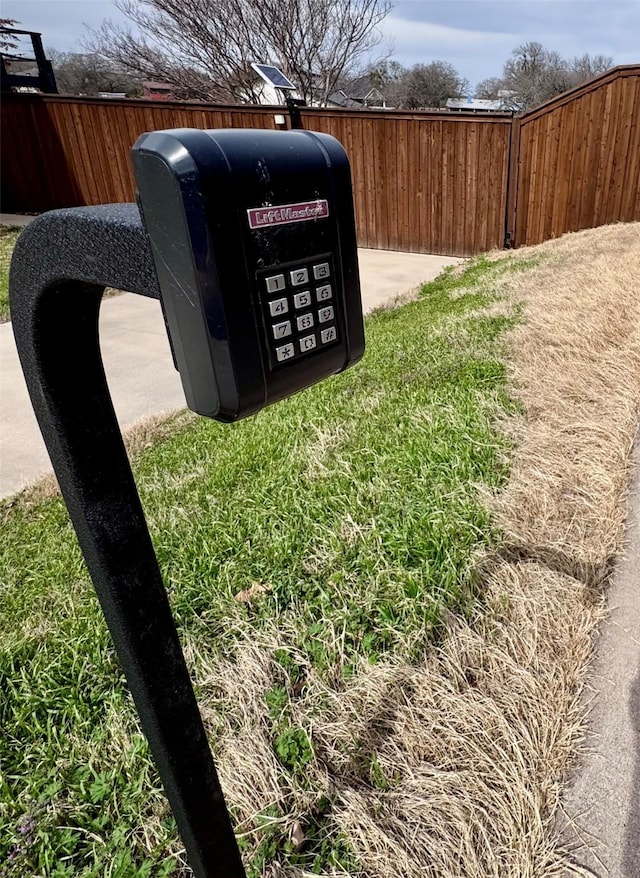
502, 42, 570, 108
394, 61, 468, 109
359, 58, 404, 91
475, 42, 614, 111
474, 76, 504, 100
48, 49, 143, 96
337, 58, 403, 106
340, 59, 467, 109
569, 53, 613, 82
0, 18, 20, 53
85, 0, 393, 105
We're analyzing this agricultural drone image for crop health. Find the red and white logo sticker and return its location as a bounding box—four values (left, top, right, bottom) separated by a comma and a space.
248, 199, 329, 229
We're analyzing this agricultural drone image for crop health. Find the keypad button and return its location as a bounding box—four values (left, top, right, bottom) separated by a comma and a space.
313, 262, 330, 280
318, 305, 334, 324
268, 297, 289, 317
316, 284, 333, 302
299, 334, 317, 353
320, 326, 337, 345
275, 342, 295, 362
296, 312, 315, 332
293, 291, 312, 309
266, 274, 286, 294
272, 320, 292, 340
290, 267, 309, 286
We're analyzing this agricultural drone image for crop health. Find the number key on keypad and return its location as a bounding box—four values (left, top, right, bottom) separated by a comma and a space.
299, 334, 317, 353
313, 262, 330, 280
297, 313, 314, 332
293, 290, 312, 309
290, 268, 309, 286
272, 320, 292, 340
266, 274, 286, 294
316, 284, 332, 302
269, 297, 289, 317
318, 305, 334, 324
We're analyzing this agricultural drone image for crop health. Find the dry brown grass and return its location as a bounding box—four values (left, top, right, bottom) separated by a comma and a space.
179, 222, 640, 876
486, 223, 640, 586
185, 558, 603, 877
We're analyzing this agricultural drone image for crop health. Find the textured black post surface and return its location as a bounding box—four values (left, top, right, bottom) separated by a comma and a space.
9, 204, 246, 878
285, 95, 306, 129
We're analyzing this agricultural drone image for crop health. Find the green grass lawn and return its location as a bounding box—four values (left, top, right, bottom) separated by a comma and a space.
0, 227, 22, 322
0, 260, 518, 876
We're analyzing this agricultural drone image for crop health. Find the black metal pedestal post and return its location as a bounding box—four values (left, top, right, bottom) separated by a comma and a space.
285, 94, 306, 128
9, 204, 246, 878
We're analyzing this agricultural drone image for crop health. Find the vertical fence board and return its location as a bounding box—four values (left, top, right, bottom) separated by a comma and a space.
397, 119, 409, 250
621, 78, 640, 220
362, 116, 376, 247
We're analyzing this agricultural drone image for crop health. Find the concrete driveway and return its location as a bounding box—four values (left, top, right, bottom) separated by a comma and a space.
0, 247, 462, 499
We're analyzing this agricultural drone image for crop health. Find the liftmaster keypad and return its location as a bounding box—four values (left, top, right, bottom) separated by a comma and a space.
258, 254, 337, 365
131, 128, 365, 421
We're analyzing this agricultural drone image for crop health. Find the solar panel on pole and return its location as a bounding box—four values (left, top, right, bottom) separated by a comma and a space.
250, 62, 297, 91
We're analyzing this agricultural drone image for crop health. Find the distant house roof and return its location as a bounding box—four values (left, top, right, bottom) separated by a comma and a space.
359, 86, 385, 106
446, 97, 507, 112
327, 89, 364, 108
343, 74, 380, 99
143, 81, 174, 101
328, 85, 386, 108
143, 81, 173, 91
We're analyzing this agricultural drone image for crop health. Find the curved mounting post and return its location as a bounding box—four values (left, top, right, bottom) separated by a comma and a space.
9, 205, 245, 878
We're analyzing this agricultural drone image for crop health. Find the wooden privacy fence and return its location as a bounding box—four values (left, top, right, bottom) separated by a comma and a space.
292, 109, 511, 255
2, 65, 639, 256
0, 96, 512, 256
509, 65, 640, 247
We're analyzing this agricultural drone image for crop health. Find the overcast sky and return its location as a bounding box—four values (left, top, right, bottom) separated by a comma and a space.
3, 0, 640, 90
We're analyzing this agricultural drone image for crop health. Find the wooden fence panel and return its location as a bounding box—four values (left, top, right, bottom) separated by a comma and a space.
3, 66, 638, 256
2, 95, 512, 257
513, 66, 640, 247
1, 94, 279, 212
300, 109, 512, 255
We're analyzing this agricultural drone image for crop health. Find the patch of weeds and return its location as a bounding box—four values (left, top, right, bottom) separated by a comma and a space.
503, 254, 543, 273
264, 684, 289, 719
242, 798, 359, 876
416, 253, 544, 310
274, 726, 314, 774
420, 256, 504, 298
299, 620, 338, 671
284, 796, 359, 873
273, 648, 306, 688
241, 806, 282, 878
288, 824, 359, 874
369, 754, 390, 791
351, 752, 392, 792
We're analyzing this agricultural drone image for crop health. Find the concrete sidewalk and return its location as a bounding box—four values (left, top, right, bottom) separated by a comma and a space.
0, 244, 461, 498
0, 213, 33, 227
558, 436, 640, 877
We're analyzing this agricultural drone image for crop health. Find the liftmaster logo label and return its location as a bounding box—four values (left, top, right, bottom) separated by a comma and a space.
247, 199, 329, 229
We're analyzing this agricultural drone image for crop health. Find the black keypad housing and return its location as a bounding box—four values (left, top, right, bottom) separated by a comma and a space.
258, 254, 340, 367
